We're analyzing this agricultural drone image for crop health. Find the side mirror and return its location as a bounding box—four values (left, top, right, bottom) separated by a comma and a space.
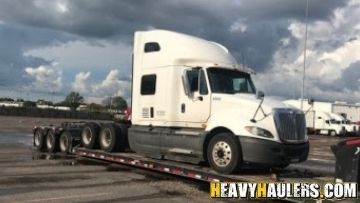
182, 70, 191, 96
325, 120, 330, 124
256, 91, 265, 99
308, 98, 314, 105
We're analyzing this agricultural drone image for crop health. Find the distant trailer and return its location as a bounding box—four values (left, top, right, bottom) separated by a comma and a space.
332, 102, 360, 122
285, 99, 360, 122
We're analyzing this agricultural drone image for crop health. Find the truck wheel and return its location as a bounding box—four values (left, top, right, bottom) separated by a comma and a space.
207, 133, 242, 174
59, 131, 71, 154
46, 129, 59, 153
81, 122, 100, 149
34, 129, 45, 151
99, 123, 127, 152
329, 130, 337, 137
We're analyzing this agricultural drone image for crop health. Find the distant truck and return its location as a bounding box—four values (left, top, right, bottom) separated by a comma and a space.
34, 30, 309, 174
329, 113, 359, 136
284, 99, 359, 136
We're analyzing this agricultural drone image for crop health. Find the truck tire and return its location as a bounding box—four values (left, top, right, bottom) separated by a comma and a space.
34, 129, 45, 151
99, 123, 127, 152
59, 131, 72, 154
329, 130, 337, 137
46, 129, 60, 153
81, 122, 100, 149
207, 133, 242, 174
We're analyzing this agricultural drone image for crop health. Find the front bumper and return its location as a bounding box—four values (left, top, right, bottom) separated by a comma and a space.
238, 136, 309, 167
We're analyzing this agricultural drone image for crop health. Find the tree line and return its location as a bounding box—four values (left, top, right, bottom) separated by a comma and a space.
0, 92, 128, 112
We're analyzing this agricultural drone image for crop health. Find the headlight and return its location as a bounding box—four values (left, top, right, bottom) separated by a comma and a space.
245, 126, 274, 138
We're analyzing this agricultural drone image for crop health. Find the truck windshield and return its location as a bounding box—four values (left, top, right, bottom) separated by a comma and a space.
207, 67, 256, 94
330, 119, 341, 124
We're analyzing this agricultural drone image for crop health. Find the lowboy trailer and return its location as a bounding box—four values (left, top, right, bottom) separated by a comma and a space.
32, 122, 358, 203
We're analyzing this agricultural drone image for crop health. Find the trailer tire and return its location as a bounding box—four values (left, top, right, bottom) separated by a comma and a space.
329, 130, 337, 137
99, 123, 127, 152
81, 122, 100, 149
34, 129, 46, 151
46, 129, 60, 153
207, 133, 242, 174
59, 131, 72, 154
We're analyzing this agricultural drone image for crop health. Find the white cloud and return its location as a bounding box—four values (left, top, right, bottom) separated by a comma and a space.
317, 39, 360, 80
56, 1, 69, 13
24, 39, 132, 75
92, 69, 131, 98
24, 65, 62, 92
33, 0, 69, 14
72, 71, 91, 94
229, 20, 247, 33
256, 0, 360, 102
70, 69, 131, 103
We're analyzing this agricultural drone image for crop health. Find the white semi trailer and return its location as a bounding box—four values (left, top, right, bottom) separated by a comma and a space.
36, 30, 309, 174
284, 100, 356, 136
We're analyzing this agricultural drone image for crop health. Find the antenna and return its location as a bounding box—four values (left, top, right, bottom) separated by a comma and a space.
301, 0, 309, 110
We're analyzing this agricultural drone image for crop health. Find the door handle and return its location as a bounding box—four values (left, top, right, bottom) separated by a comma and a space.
181, 103, 185, 113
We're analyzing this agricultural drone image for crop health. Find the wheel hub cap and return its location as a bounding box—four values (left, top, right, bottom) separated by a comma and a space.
101, 129, 112, 148
82, 128, 92, 145
212, 141, 232, 167
34, 133, 40, 146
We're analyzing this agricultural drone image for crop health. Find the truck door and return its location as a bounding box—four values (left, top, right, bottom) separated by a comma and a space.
180, 67, 211, 123
161, 67, 211, 158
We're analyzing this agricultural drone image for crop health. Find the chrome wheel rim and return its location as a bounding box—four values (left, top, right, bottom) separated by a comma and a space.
60, 136, 68, 152
34, 132, 41, 146
212, 141, 232, 167
82, 127, 92, 145
47, 133, 53, 149
101, 129, 112, 148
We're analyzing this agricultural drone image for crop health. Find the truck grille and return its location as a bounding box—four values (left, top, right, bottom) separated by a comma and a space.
273, 109, 306, 143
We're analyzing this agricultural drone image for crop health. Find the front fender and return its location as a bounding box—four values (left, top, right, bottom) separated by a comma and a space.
205, 111, 280, 142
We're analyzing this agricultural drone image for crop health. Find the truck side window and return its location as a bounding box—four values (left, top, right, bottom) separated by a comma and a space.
187, 70, 199, 92
199, 70, 208, 95
144, 42, 160, 53
141, 75, 156, 95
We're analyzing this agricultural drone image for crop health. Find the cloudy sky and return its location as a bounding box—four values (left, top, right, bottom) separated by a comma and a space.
0, 0, 359, 103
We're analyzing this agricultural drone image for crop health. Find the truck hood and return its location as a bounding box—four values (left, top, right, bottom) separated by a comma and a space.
212, 93, 295, 115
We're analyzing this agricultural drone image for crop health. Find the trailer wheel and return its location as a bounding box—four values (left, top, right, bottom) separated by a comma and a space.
81, 122, 100, 149
46, 129, 59, 153
34, 129, 45, 151
329, 130, 337, 137
59, 131, 71, 154
99, 123, 127, 152
207, 133, 242, 174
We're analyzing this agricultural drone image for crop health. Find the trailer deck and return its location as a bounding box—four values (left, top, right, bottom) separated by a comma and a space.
74, 147, 339, 203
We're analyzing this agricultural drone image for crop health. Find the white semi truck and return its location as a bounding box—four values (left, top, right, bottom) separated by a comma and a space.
284, 99, 358, 136
314, 112, 346, 136
35, 30, 309, 174
330, 113, 359, 136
